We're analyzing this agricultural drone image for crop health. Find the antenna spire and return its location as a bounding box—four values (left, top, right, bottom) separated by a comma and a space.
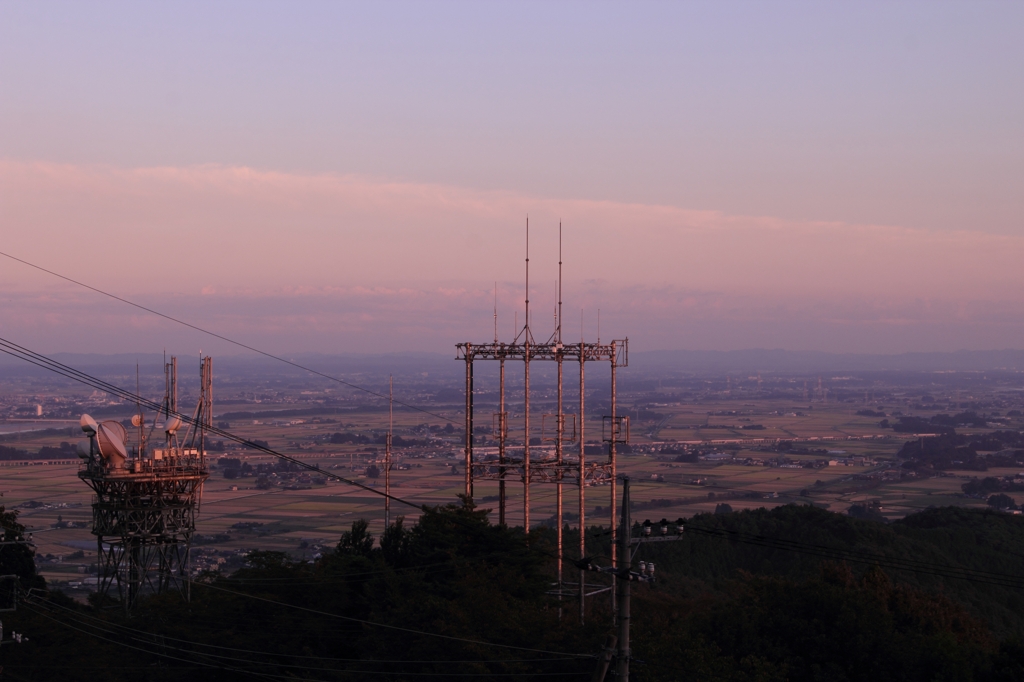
558, 222, 563, 344
525, 216, 530, 341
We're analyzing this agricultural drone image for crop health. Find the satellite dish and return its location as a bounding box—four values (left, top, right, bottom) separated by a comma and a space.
76, 439, 92, 459
131, 414, 143, 428
80, 414, 98, 435
96, 421, 128, 468
163, 415, 182, 434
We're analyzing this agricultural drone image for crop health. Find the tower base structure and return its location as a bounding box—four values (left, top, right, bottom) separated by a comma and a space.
82, 463, 207, 609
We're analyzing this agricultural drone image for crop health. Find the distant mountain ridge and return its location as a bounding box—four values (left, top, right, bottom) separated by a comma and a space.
3, 349, 1024, 377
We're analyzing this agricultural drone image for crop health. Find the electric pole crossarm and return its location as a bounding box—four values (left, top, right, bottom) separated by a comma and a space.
574, 559, 655, 583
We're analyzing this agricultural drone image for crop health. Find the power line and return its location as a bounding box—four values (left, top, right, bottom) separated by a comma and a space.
20, 597, 590, 678
0, 335, 567, 569
0, 249, 454, 423
19, 600, 285, 681
0, 336, 572, 574
0, 336, 424, 514
29, 594, 581, 666
191, 580, 594, 659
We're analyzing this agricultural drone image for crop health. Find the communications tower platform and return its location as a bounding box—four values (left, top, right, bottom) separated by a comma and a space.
77, 356, 211, 611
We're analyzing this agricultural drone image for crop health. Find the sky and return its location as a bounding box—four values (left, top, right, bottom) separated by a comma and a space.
1, 1, 1022, 357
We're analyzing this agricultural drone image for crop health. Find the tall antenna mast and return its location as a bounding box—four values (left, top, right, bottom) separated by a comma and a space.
494, 282, 498, 343
453, 225, 631, 625
136, 363, 143, 454
162, 350, 167, 418
558, 222, 563, 344
522, 215, 532, 529
525, 216, 530, 339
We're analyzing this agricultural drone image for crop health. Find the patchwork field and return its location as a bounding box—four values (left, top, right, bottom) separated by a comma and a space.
5, 380, 1022, 598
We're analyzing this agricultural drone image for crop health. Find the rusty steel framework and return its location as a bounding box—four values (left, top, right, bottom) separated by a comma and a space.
455, 222, 629, 623
79, 356, 211, 611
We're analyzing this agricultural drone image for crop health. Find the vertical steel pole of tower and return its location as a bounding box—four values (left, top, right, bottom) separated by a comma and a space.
609, 341, 618, 621
556, 222, 564, 609
523, 336, 530, 529
197, 356, 213, 601
615, 477, 632, 682
199, 357, 207, 456
385, 375, 392, 528
578, 347, 586, 623
464, 345, 473, 501
556, 350, 564, 611
499, 357, 506, 526
523, 219, 530, 531
170, 356, 177, 415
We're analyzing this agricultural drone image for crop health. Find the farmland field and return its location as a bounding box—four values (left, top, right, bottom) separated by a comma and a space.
4, 390, 1015, 597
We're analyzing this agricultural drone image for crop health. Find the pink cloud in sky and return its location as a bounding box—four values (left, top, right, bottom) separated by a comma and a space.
2, 159, 1022, 354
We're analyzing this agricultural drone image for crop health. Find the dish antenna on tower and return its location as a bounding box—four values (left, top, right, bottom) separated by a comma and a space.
80, 413, 98, 436
77, 414, 128, 468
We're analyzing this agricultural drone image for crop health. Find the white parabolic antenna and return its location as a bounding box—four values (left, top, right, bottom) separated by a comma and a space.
96, 420, 128, 467
80, 413, 98, 435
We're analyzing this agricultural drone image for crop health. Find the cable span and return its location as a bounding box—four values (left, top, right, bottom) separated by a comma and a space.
0, 336, 423, 514
20, 598, 590, 678
0, 249, 453, 422
191, 581, 595, 659
28, 594, 582, 665
0, 336, 572, 571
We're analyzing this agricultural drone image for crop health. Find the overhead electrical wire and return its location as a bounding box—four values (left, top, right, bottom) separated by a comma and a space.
0, 335, 573, 569
20, 598, 591, 678
18, 600, 287, 681
0, 337, 594, 658
189, 580, 594, 659
27, 595, 583, 667
0, 249, 454, 423
0, 335, 423, 514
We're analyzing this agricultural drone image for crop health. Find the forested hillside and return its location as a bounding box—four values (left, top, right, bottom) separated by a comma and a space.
2, 503, 1023, 681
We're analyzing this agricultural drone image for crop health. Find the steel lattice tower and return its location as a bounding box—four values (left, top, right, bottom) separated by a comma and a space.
456, 222, 630, 623
79, 356, 211, 611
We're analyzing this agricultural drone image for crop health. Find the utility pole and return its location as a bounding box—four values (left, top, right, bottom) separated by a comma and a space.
575, 480, 684, 682
615, 477, 632, 681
